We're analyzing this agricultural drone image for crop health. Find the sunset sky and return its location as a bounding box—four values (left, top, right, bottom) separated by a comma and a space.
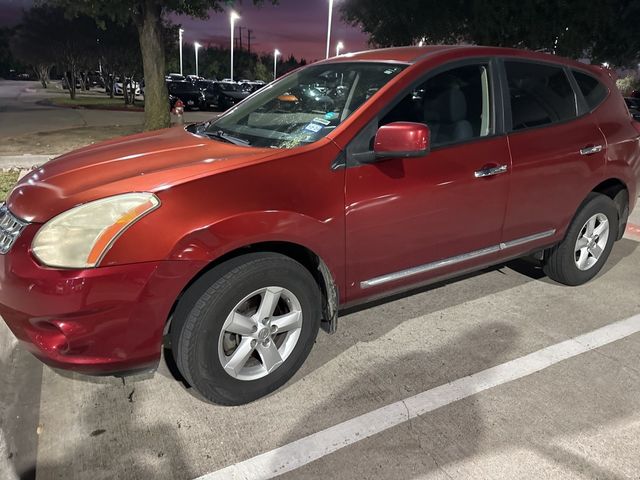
0, 0, 371, 62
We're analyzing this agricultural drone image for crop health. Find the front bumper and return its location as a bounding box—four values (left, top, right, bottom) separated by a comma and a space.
0, 225, 206, 374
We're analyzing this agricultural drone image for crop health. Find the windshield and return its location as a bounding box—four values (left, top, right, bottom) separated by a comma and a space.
208, 62, 406, 149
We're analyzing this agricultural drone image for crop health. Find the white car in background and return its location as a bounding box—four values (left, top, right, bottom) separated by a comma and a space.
107, 77, 141, 96
114, 81, 140, 96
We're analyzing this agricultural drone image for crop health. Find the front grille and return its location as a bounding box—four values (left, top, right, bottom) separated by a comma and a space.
0, 204, 28, 254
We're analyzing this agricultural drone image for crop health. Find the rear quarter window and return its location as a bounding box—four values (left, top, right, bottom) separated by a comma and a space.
505, 61, 578, 131
572, 70, 608, 111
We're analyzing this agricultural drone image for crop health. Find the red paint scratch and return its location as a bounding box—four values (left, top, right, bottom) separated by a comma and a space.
625, 223, 640, 240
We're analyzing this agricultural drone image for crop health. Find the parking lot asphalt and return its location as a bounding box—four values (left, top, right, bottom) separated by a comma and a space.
0, 81, 215, 139
1, 207, 639, 480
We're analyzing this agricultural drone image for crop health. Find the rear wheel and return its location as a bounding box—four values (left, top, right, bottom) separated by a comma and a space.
543, 193, 618, 286
170, 253, 321, 405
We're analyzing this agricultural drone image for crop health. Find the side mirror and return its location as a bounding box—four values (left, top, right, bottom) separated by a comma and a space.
373, 122, 430, 159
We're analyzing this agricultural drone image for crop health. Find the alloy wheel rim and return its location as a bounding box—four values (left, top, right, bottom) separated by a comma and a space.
574, 213, 609, 271
217, 286, 303, 381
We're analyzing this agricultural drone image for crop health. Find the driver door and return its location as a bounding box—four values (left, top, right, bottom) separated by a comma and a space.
345, 61, 511, 302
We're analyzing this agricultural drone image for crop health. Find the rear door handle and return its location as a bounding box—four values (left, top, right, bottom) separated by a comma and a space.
474, 164, 508, 178
580, 145, 603, 156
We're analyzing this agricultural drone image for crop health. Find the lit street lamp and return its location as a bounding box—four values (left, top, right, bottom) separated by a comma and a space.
194, 42, 202, 77
274, 49, 281, 81
179, 28, 184, 75
336, 41, 344, 57
230, 11, 240, 82
325, 0, 334, 59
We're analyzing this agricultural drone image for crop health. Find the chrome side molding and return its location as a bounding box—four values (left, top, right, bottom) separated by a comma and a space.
360, 229, 556, 289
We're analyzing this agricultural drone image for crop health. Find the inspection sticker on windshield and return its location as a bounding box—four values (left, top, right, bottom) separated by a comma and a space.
304, 123, 323, 133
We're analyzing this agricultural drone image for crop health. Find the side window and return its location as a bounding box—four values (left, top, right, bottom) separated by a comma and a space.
572, 70, 608, 111
505, 61, 578, 131
381, 64, 493, 147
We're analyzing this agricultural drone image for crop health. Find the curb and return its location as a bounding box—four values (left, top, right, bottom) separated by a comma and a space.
36, 99, 145, 112
0, 155, 57, 169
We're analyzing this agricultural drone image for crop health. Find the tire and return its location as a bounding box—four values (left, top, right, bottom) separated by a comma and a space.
170, 252, 322, 405
543, 193, 618, 286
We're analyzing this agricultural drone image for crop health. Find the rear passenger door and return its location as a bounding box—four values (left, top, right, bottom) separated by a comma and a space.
500, 60, 607, 252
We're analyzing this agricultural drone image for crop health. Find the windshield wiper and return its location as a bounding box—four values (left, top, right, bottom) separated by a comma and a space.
205, 129, 250, 147
188, 120, 212, 136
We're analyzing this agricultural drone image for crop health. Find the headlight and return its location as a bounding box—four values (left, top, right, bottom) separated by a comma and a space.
32, 193, 160, 269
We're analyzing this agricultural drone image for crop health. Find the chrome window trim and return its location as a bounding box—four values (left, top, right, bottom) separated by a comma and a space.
360, 229, 556, 289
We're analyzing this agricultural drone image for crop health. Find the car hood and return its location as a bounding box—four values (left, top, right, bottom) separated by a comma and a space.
7, 126, 276, 223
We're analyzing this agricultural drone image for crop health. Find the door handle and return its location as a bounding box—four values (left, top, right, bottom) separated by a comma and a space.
474, 164, 508, 178
580, 145, 603, 156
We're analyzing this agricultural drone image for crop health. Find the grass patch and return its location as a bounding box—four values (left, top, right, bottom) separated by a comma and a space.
0, 125, 145, 155
46, 96, 144, 110
0, 170, 20, 201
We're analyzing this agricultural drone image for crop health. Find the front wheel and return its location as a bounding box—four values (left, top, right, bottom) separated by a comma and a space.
543, 193, 618, 286
170, 253, 322, 405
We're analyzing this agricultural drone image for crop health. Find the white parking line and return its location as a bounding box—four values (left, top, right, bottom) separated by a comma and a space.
197, 314, 640, 480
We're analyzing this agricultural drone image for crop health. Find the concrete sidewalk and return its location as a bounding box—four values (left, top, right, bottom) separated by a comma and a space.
16, 237, 640, 480
0, 155, 57, 170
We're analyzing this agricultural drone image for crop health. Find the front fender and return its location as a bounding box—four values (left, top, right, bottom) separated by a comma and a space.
168, 210, 341, 273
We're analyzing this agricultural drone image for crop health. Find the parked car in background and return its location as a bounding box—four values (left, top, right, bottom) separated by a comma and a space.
1, 46, 638, 407
206, 81, 251, 110
239, 80, 266, 94
166, 73, 186, 82
167, 80, 205, 110
82, 71, 105, 89
625, 97, 640, 120
61, 76, 81, 90
8, 70, 32, 80
105, 76, 141, 96
115, 81, 140, 96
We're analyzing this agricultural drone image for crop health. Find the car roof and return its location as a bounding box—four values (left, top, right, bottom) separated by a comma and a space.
324, 45, 605, 74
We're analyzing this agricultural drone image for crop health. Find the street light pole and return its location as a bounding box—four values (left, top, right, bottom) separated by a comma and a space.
179, 28, 184, 76
325, 0, 333, 59
274, 49, 280, 81
230, 11, 240, 82
336, 41, 344, 57
194, 42, 202, 77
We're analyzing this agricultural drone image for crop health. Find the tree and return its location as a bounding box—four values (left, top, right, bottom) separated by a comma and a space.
0, 28, 28, 80
254, 59, 270, 82
174, 43, 305, 82
98, 21, 142, 104
45, 0, 278, 131
340, 0, 640, 67
11, 6, 98, 97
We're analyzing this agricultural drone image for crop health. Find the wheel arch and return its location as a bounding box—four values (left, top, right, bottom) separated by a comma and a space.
590, 178, 629, 240
165, 241, 339, 338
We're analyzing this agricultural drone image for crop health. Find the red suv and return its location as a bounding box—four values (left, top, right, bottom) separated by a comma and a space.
1, 46, 638, 405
